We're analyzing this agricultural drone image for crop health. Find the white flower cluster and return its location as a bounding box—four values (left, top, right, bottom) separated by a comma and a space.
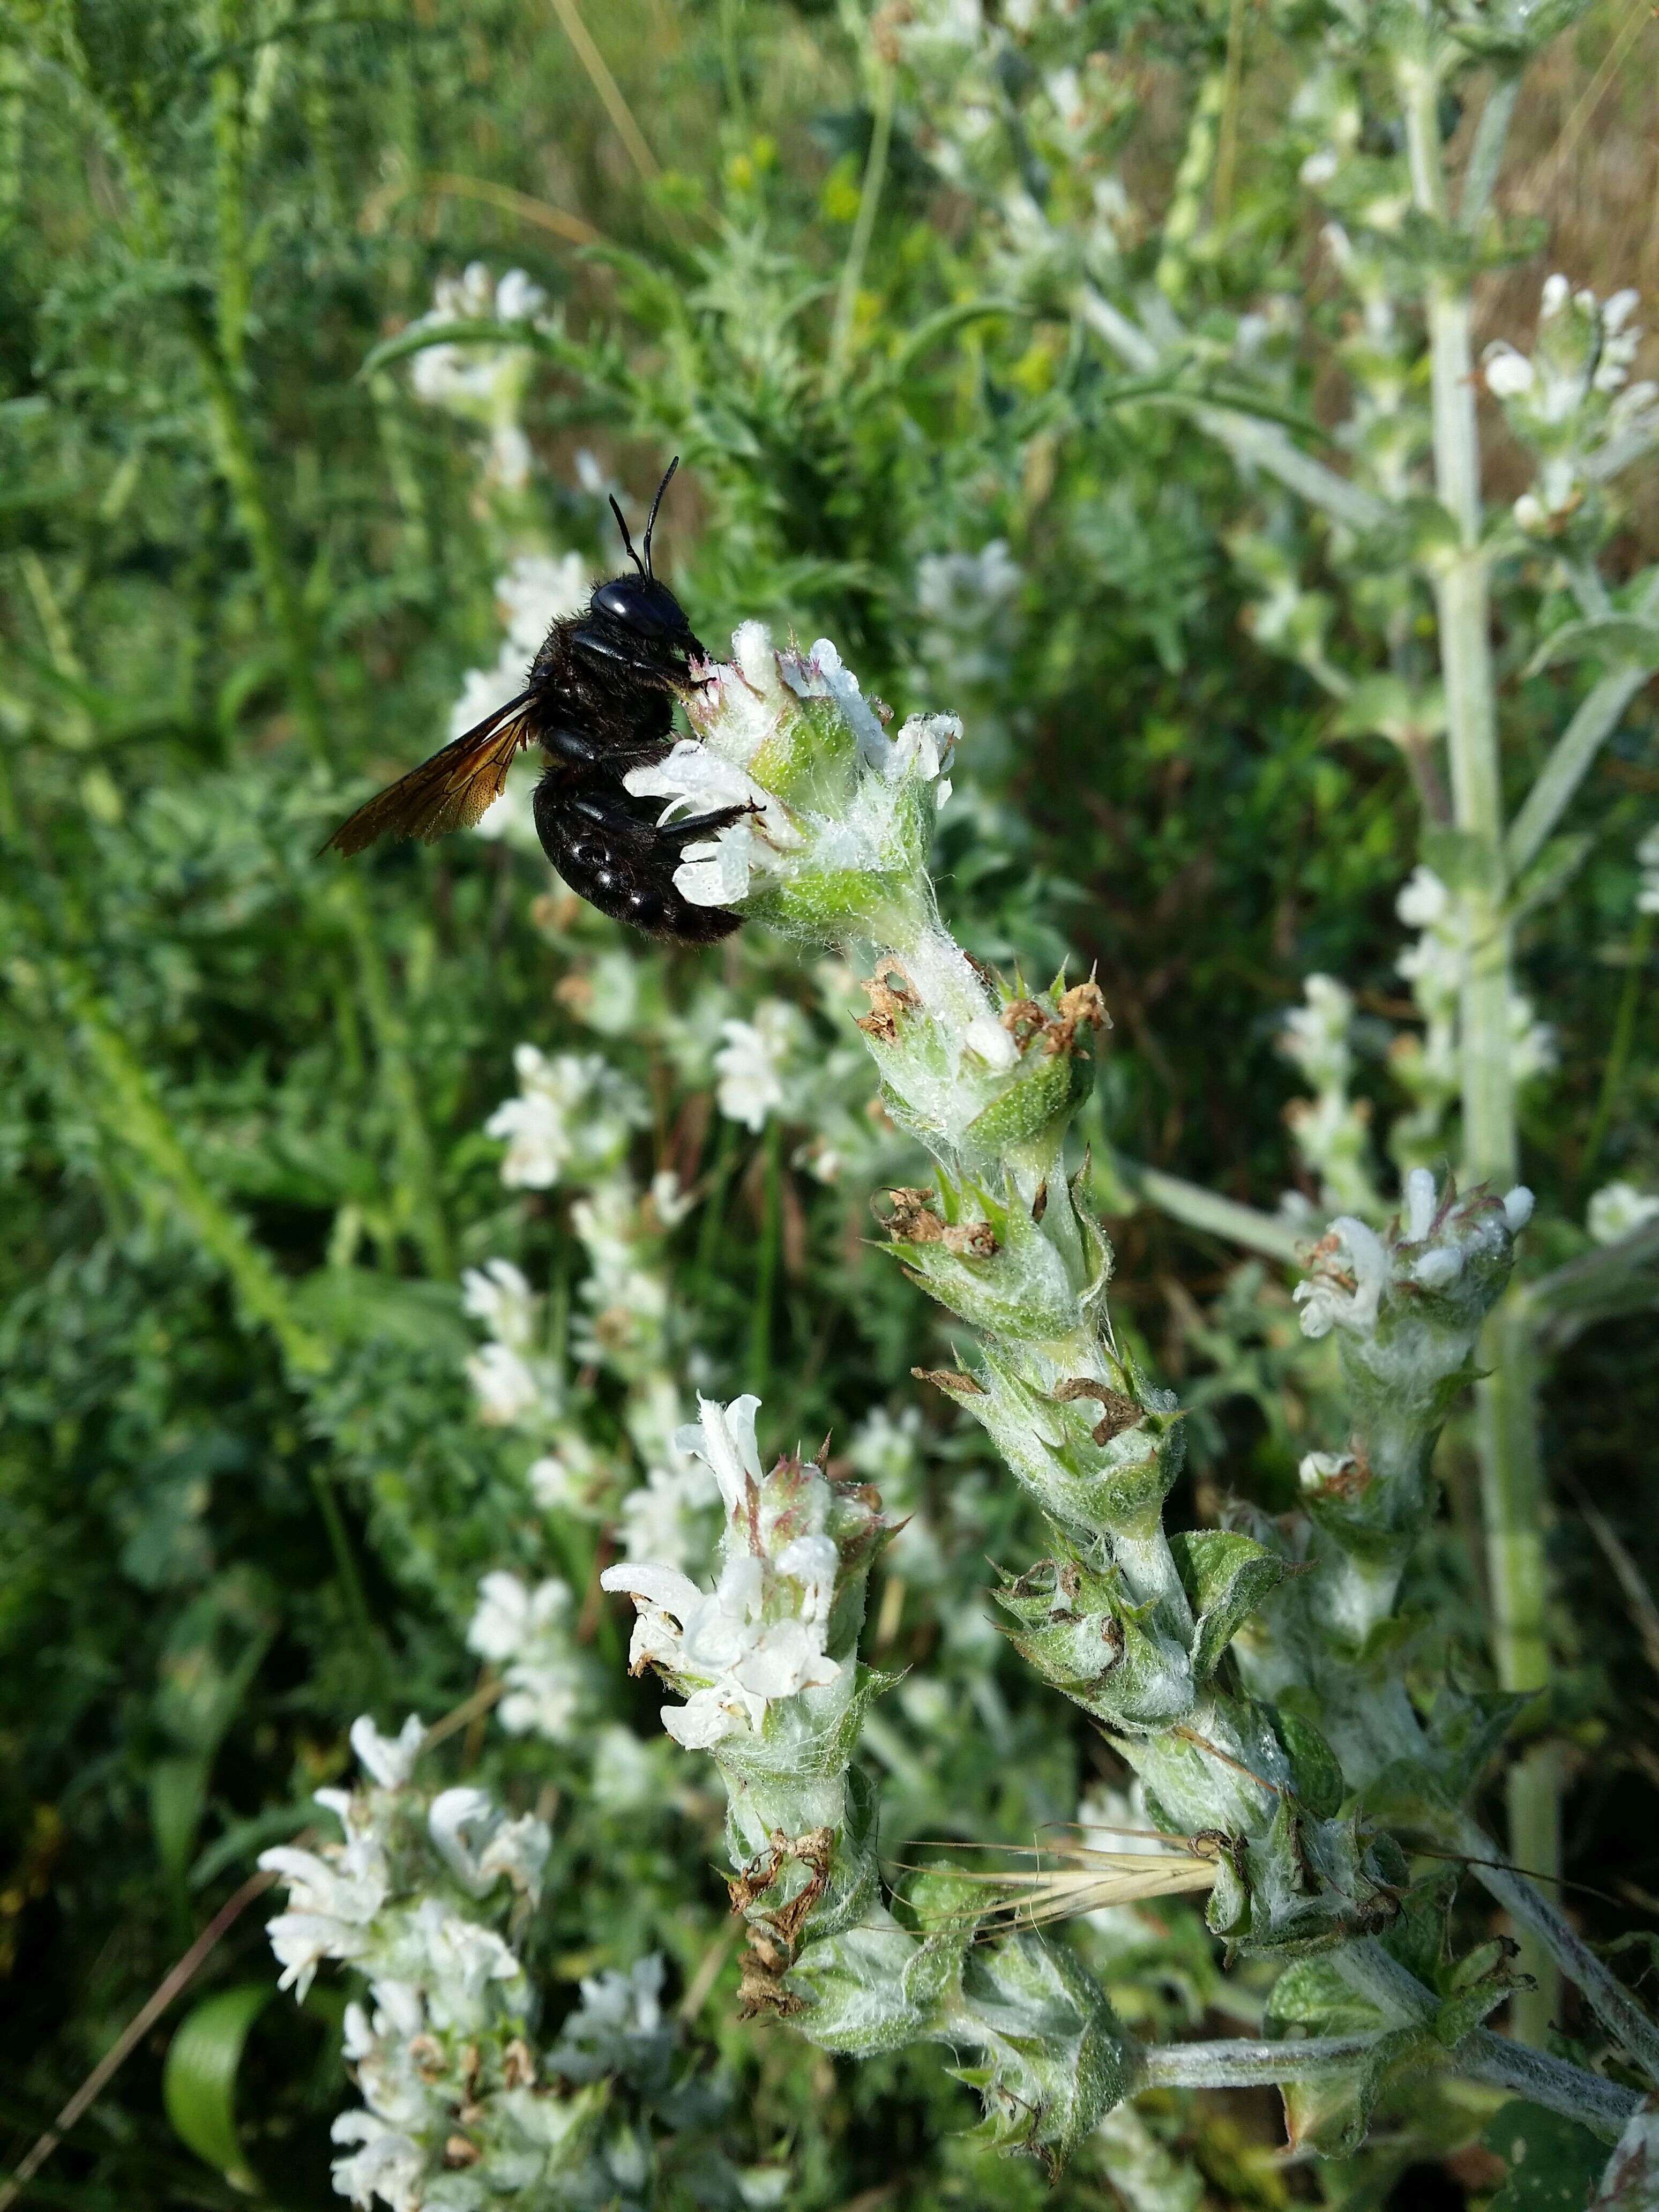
714, 1000, 806, 1131
406, 264, 550, 490
916, 540, 1022, 687
1482, 278, 1659, 535
1639, 824, 1659, 916
260, 1718, 571, 2212
1279, 974, 1382, 1218
461, 1259, 559, 1431
485, 1045, 647, 1190
601, 1395, 848, 1750
467, 1571, 590, 1740
1587, 1182, 1659, 1248
625, 624, 959, 916
1389, 866, 1555, 1165
570, 1172, 687, 1371
1295, 1169, 1533, 1342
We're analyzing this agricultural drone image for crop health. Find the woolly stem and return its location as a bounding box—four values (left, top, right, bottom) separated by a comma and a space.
1401, 48, 1556, 2040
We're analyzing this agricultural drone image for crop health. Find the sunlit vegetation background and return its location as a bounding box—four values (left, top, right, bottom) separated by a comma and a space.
2, 2, 1656, 2206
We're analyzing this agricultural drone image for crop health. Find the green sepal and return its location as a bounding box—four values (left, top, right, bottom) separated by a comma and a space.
1265, 1960, 1418, 2157
1278, 2026, 1424, 2158
1434, 1939, 1530, 2050
784, 1919, 942, 2056
1276, 1710, 1347, 1822
1169, 1529, 1295, 1679
960, 1043, 1094, 1165
954, 1932, 1130, 2170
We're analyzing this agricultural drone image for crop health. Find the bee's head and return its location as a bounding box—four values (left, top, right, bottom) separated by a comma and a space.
592, 572, 693, 639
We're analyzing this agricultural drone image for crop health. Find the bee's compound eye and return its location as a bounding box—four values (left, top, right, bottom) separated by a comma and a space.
594, 868, 618, 893
627, 888, 663, 924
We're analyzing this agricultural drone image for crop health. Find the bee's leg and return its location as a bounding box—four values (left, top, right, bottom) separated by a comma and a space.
655, 802, 760, 847
542, 726, 605, 769
568, 788, 757, 848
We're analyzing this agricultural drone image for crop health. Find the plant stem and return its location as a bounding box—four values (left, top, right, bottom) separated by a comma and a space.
69, 982, 332, 1377
1581, 909, 1653, 1186
310, 1465, 378, 1647
1137, 2033, 1387, 2090
1456, 1815, 1659, 2088
830, 57, 894, 374
1339, 1938, 1636, 2135
749, 1120, 783, 1395
1401, 50, 1557, 2041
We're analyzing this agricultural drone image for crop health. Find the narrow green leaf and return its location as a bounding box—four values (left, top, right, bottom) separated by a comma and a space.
163, 1981, 275, 2192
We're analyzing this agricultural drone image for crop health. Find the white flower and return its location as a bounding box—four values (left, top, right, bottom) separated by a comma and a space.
1299, 1450, 1358, 1494
1282, 973, 1354, 1087
466, 1572, 587, 1740
1294, 1214, 1388, 1340
485, 1046, 646, 1189
466, 1341, 547, 1427
447, 654, 526, 744
649, 1168, 696, 1227
888, 712, 960, 804
1482, 342, 1535, 400
259, 1760, 399, 2000
714, 1002, 802, 1130
1396, 865, 1451, 932
461, 1259, 539, 1350
428, 1787, 550, 1898
561, 1954, 666, 2045
497, 551, 589, 656
408, 1897, 525, 2030
624, 740, 794, 908
849, 1405, 923, 1490
601, 1395, 847, 1747
527, 1434, 611, 1514
1588, 1182, 1659, 1246
350, 1714, 426, 1790
591, 1722, 666, 1814
618, 1459, 720, 1572
672, 1392, 764, 1515
962, 1012, 1019, 1071
331, 2112, 426, 2212
1638, 825, 1659, 915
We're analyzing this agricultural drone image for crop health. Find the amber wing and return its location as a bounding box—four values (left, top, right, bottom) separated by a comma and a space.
323, 691, 537, 856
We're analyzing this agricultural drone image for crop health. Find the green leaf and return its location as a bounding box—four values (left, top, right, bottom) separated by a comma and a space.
1483, 2101, 1610, 2210
163, 1982, 275, 2192
289, 1268, 470, 1356
1169, 1529, 1292, 1678
1526, 615, 1659, 678
150, 1756, 211, 1890
1508, 833, 1593, 927
1331, 675, 1446, 745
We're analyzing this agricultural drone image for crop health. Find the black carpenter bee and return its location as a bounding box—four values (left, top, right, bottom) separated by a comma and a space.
324, 459, 748, 942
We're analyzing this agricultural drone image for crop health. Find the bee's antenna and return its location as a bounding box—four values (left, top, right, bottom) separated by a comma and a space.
642, 456, 678, 579
609, 494, 646, 578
